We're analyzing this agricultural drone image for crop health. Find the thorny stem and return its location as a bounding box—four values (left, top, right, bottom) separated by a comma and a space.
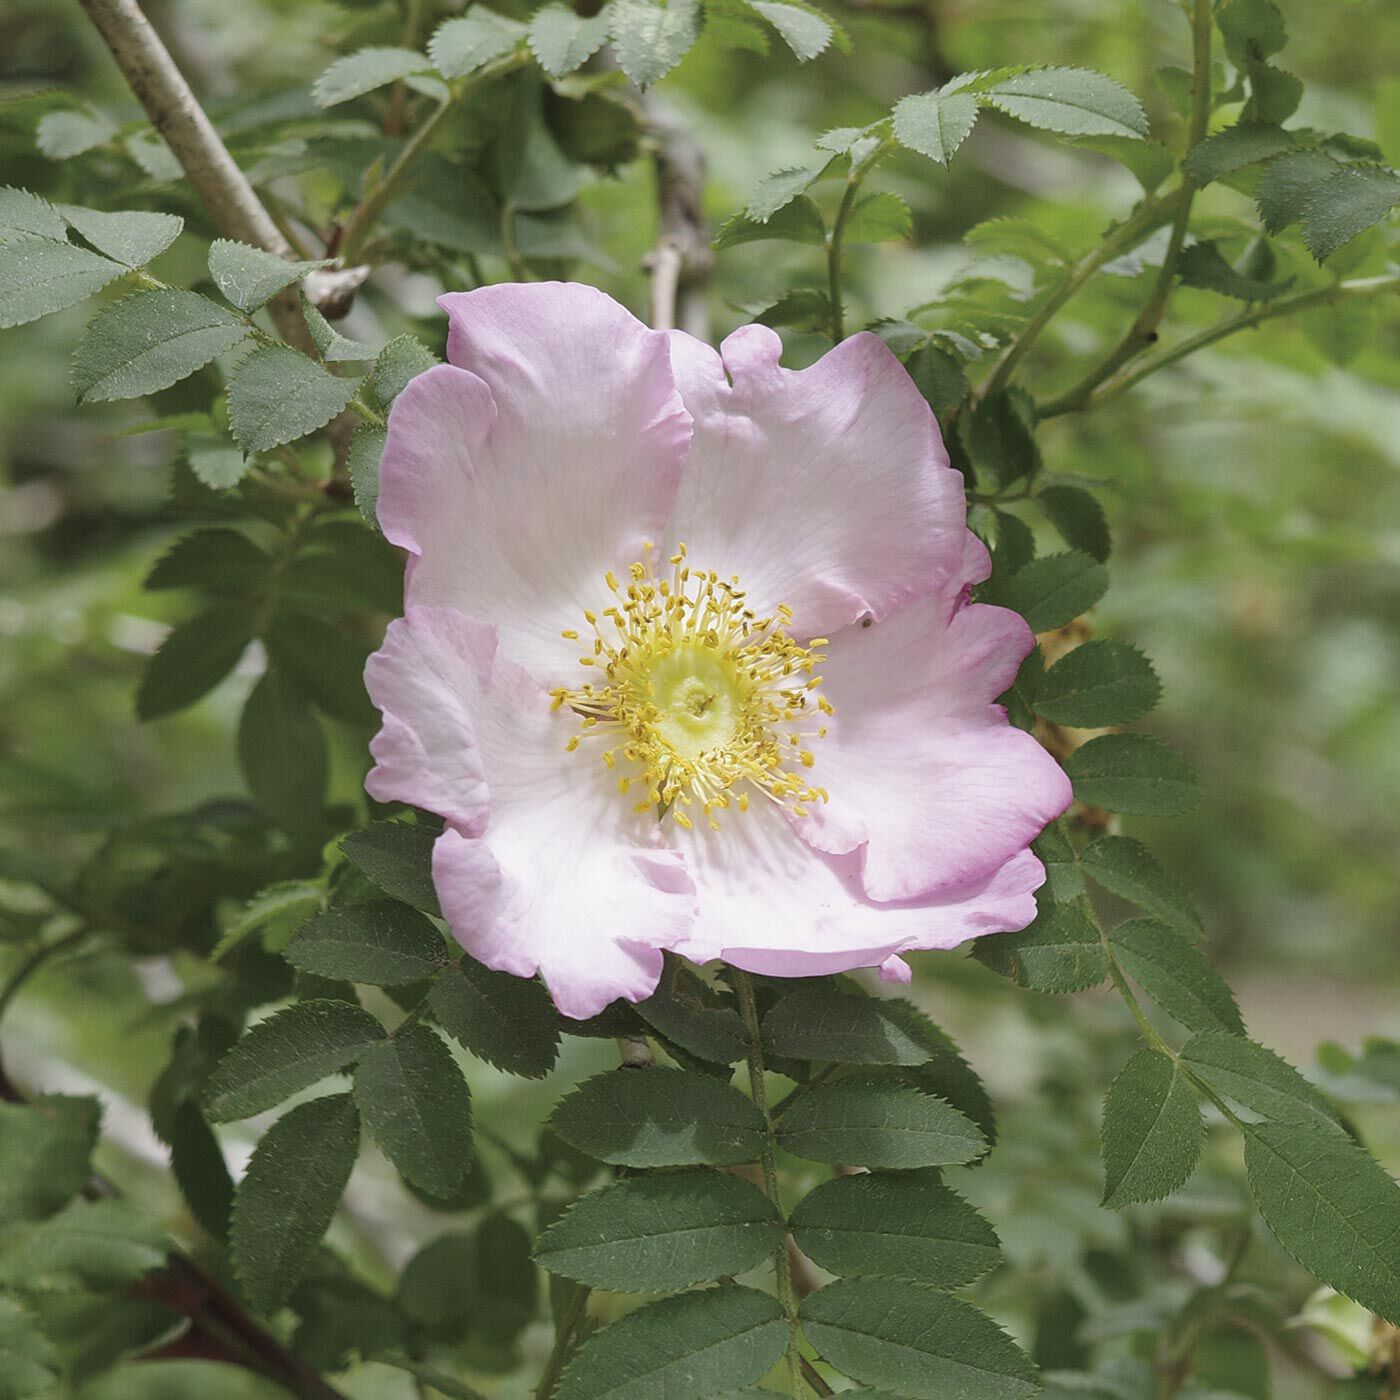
735, 970, 807, 1398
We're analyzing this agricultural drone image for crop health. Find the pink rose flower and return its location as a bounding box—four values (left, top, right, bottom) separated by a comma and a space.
363, 282, 1072, 1018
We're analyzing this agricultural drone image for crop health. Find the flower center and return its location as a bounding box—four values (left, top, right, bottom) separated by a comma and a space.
550, 544, 833, 830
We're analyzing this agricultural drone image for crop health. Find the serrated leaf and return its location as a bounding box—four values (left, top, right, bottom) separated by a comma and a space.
1218, 0, 1286, 62
1256, 149, 1339, 233
799, 1279, 1038, 1400
997, 551, 1107, 632
885, 1004, 998, 1146
0, 233, 125, 329
0, 1199, 166, 1293
204, 1000, 386, 1122
536, 1169, 782, 1291
136, 607, 254, 720
611, 0, 700, 88
777, 1074, 984, 1168
906, 341, 967, 414
238, 668, 327, 834
354, 1026, 472, 1196
373, 334, 438, 406
1244, 1119, 1400, 1323
1299, 165, 1400, 262
1035, 640, 1161, 727
349, 424, 386, 526
549, 1068, 765, 1167
1065, 733, 1200, 816
285, 900, 447, 986
429, 11, 526, 79
1080, 836, 1203, 940
745, 165, 820, 221
529, 6, 613, 75
1180, 1032, 1343, 1133
965, 390, 1040, 490
753, 287, 831, 330
749, 2, 831, 61
1110, 918, 1243, 1034
1034, 484, 1110, 562
187, 430, 248, 490
227, 345, 358, 454
340, 822, 440, 915
0, 1096, 100, 1227
635, 957, 746, 1064
213, 879, 322, 959
165, 1102, 234, 1240
0, 1296, 60, 1398
36, 108, 115, 159
72, 290, 247, 403
983, 67, 1148, 139
1183, 122, 1294, 185
972, 900, 1108, 992
207, 240, 327, 312
790, 1170, 1000, 1286
313, 47, 431, 108
55, 205, 182, 269
843, 190, 911, 242
1101, 1050, 1203, 1207
430, 958, 563, 1079
713, 196, 826, 249
762, 988, 932, 1065
1177, 239, 1293, 300
0, 186, 67, 239
557, 1284, 786, 1400
1300, 296, 1378, 367
302, 296, 375, 362
231, 1093, 360, 1313
892, 88, 980, 165
264, 610, 376, 726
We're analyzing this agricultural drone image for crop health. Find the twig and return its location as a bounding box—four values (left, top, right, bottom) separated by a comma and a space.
534, 1281, 591, 1400
75, 0, 313, 354
644, 93, 713, 340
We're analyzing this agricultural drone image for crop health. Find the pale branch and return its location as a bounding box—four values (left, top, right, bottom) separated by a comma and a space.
644, 94, 714, 340
75, 0, 313, 352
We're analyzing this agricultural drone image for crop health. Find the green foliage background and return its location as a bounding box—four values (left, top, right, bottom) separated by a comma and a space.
1, 0, 1399, 1398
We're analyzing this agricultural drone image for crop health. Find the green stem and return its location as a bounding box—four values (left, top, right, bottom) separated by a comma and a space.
534, 1281, 591, 1400
826, 175, 862, 344
350, 396, 386, 428
1042, 272, 1400, 415
734, 970, 806, 1398
0, 926, 92, 1030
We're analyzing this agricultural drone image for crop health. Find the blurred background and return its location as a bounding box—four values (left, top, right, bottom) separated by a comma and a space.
1, 1, 1398, 1396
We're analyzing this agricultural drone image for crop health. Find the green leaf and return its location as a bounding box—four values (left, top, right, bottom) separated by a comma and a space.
36, 107, 115, 159
1180, 1032, 1343, 1133
1300, 165, 1400, 262
799, 1279, 1038, 1400
1033, 822, 1084, 902
1034, 485, 1110, 562
754, 288, 832, 330
529, 6, 613, 75
372, 333, 440, 406
1217, 0, 1286, 63
1177, 239, 1293, 301
1256, 149, 1339, 232
997, 551, 1107, 632
549, 1068, 765, 1167
354, 1025, 473, 1197
370, 1355, 490, 1400
749, 2, 832, 61
0, 1296, 60, 1399
1080, 835, 1203, 940
777, 1074, 984, 1168
264, 611, 376, 727
762, 988, 933, 1065
230, 1093, 361, 1313
972, 901, 1108, 993
536, 1168, 782, 1291
340, 821, 440, 915
187, 430, 248, 489
349, 424, 386, 526
213, 878, 322, 959
165, 1101, 235, 1239
203, 1000, 386, 1122
892, 88, 980, 165
1243, 1119, 1400, 1324
302, 296, 376, 363
227, 345, 358, 454
983, 67, 1148, 139
430, 959, 562, 1079
611, 0, 701, 88
557, 1284, 786, 1400
313, 47, 430, 108
635, 957, 747, 1064
0, 1096, 100, 1226
789, 1170, 1000, 1286
964, 390, 1040, 490
906, 342, 968, 415
1182, 123, 1294, 185
136, 607, 253, 720
885, 1005, 998, 1147
428, 11, 526, 79
238, 668, 327, 834
0, 233, 125, 329
0, 1199, 166, 1293
1100, 1050, 1203, 1207
745, 165, 820, 220
713, 196, 826, 250
1110, 918, 1243, 1034
1034, 640, 1161, 727
1063, 733, 1200, 816
207, 240, 327, 312
145, 527, 269, 595
0, 186, 67, 239
55, 205, 181, 267
1300, 296, 1378, 367
843, 190, 911, 242
284, 900, 447, 986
